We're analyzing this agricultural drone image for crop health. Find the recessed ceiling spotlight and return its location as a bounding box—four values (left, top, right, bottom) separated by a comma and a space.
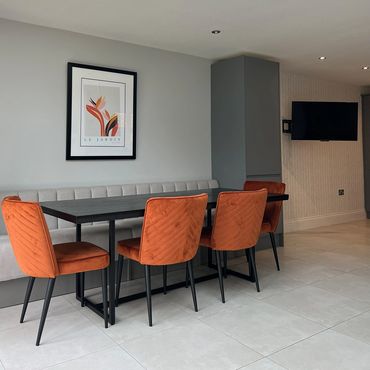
211, 30, 221, 35
363, 66, 369, 70
318, 56, 326, 60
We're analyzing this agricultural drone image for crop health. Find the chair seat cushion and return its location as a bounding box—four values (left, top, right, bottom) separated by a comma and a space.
200, 223, 271, 248
261, 222, 272, 233
117, 238, 141, 262
54, 242, 109, 275
199, 228, 212, 248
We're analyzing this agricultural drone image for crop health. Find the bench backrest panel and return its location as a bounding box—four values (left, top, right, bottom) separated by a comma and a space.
0, 179, 218, 234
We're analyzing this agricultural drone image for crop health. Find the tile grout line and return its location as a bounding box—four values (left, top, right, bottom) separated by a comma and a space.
306, 275, 370, 305
234, 355, 290, 370
267, 325, 370, 366
75, 310, 148, 370
267, 356, 290, 369
258, 289, 370, 330
39, 344, 118, 370
265, 326, 331, 359
40, 301, 130, 369
193, 311, 265, 359
117, 343, 148, 369
200, 288, 329, 333
194, 302, 332, 362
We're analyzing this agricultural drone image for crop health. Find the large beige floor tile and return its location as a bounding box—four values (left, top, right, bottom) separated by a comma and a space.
0, 310, 115, 370
254, 249, 300, 271
231, 266, 305, 300
307, 251, 370, 272
263, 285, 368, 327
350, 265, 370, 278
164, 276, 250, 317
200, 297, 325, 355
267, 259, 343, 284
270, 330, 370, 370
0, 296, 76, 333
82, 294, 194, 343
280, 247, 370, 272
44, 346, 144, 370
314, 273, 370, 304
121, 319, 262, 370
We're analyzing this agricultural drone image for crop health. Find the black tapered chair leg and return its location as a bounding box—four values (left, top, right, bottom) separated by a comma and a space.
101, 268, 108, 328
245, 248, 255, 282
185, 264, 189, 288
115, 255, 124, 306
187, 260, 198, 312
269, 232, 280, 271
144, 265, 152, 327
215, 251, 225, 303
80, 272, 85, 307
163, 265, 167, 295
223, 251, 228, 278
245, 248, 251, 264
248, 247, 260, 292
36, 278, 56, 346
20, 277, 35, 323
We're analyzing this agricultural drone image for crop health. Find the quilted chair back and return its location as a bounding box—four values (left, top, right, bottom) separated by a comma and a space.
244, 181, 285, 232
139, 194, 208, 265
211, 190, 267, 251
1, 196, 58, 278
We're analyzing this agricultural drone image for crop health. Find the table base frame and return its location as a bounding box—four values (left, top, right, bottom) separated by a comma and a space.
77, 259, 256, 321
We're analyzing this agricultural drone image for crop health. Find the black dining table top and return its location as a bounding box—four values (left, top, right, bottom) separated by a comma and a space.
41, 187, 289, 224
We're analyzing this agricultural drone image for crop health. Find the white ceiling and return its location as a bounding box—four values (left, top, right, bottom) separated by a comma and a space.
1, 0, 370, 86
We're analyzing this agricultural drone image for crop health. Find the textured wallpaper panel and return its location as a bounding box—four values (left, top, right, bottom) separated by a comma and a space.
281, 72, 364, 224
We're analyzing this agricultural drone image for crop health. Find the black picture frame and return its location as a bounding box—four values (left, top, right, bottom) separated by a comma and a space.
66, 62, 137, 160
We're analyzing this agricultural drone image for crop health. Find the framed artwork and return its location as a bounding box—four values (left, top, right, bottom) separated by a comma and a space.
66, 63, 137, 160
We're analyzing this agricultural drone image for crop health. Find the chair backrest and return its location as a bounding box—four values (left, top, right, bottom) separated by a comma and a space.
211, 190, 267, 251
139, 194, 208, 265
1, 196, 58, 278
243, 181, 285, 232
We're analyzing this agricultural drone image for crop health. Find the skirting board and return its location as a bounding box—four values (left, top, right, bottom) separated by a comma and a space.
284, 209, 366, 233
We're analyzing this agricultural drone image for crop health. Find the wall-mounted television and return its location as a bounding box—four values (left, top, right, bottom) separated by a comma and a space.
291, 101, 358, 141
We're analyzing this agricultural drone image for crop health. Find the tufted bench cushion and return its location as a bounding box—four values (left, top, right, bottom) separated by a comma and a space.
0, 179, 218, 281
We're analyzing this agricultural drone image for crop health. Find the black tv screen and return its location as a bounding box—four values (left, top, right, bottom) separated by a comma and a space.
291, 101, 358, 141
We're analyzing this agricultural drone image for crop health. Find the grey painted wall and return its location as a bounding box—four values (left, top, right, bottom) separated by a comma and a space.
0, 19, 211, 191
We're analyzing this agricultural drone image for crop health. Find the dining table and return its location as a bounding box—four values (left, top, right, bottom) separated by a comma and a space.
41, 187, 289, 325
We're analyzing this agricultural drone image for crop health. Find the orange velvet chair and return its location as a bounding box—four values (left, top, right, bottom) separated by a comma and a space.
244, 181, 286, 271
116, 194, 208, 326
200, 190, 267, 301
1, 196, 109, 346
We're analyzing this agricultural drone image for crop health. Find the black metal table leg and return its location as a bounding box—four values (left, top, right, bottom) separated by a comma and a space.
75, 224, 81, 300
108, 220, 116, 325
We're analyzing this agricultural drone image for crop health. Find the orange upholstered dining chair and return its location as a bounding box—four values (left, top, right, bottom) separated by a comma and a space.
200, 190, 267, 301
244, 181, 286, 271
116, 194, 208, 326
1, 196, 109, 346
